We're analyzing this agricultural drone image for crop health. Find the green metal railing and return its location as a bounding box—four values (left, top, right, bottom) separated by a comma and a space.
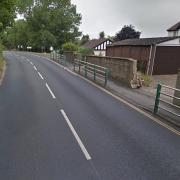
51, 52, 67, 66
154, 84, 180, 118
74, 59, 110, 86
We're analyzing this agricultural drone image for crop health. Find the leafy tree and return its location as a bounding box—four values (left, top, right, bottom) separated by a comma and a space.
80, 34, 89, 45
99, 31, 105, 39
0, 0, 17, 32
4, 0, 82, 51
3, 20, 29, 49
114, 25, 141, 41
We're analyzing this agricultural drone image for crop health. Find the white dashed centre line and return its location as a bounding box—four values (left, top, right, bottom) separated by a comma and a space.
60, 109, 92, 161
33, 66, 37, 71
38, 72, 44, 80
30, 61, 34, 65
45, 83, 56, 99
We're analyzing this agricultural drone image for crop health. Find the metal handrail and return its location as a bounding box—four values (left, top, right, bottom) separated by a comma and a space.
75, 59, 107, 70
74, 59, 110, 86
161, 92, 180, 100
159, 98, 180, 110
159, 107, 180, 117
154, 84, 180, 118
161, 84, 180, 92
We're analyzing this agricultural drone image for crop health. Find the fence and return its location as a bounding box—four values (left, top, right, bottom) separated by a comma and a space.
154, 84, 180, 118
74, 59, 110, 86
51, 52, 67, 66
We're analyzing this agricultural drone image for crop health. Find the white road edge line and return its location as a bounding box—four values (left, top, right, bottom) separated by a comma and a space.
45, 83, 56, 99
60, 109, 92, 160
26, 58, 30, 62
38, 72, 44, 80
33, 66, 37, 71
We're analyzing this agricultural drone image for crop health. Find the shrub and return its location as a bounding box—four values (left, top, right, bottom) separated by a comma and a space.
77, 47, 94, 56
62, 42, 78, 52
142, 74, 152, 87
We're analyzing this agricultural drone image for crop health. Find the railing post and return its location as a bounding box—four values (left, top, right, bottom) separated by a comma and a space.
64, 55, 67, 66
85, 61, 87, 77
154, 84, 162, 114
94, 65, 96, 81
104, 68, 109, 86
78, 60, 81, 74
73, 60, 75, 71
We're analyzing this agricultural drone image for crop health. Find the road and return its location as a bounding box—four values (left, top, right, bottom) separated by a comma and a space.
0, 51, 180, 180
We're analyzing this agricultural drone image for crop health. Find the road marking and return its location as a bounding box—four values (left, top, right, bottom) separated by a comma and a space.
60, 109, 92, 160
29, 53, 180, 136
45, 83, 56, 99
30, 61, 34, 65
38, 72, 44, 80
33, 66, 37, 71
26, 58, 30, 62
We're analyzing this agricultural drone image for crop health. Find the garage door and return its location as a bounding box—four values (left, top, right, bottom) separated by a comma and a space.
153, 46, 180, 75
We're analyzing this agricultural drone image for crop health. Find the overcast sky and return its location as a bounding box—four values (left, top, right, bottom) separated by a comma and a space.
71, 0, 180, 39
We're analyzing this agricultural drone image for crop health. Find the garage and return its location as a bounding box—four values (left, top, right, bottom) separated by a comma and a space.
153, 46, 180, 75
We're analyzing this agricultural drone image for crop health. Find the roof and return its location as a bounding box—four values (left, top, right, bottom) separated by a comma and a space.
167, 22, 180, 31
83, 38, 111, 49
108, 37, 179, 47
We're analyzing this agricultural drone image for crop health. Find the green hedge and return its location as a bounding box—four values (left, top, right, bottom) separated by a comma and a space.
62, 42, 78, 52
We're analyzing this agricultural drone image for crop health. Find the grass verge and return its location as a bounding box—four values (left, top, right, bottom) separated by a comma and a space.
0, 52, 5, 84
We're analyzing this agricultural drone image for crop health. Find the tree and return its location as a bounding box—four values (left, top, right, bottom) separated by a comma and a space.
4, 0, 82, 51
0, 0, 17, 32
2, 20, 29, 49
99, 31, 105, 39
114, 25, 141, 41
80, 34, 89, 45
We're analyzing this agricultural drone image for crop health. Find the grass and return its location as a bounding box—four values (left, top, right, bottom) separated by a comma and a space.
142, 74, 153, 87
0, 52, 5, 79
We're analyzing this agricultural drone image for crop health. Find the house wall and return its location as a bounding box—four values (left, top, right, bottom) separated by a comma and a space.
94, 50, 106, 56
158, 38, 180, 46
153, 46, 180, 75
94, 40, 112, 51
168, 30, 180, 37
86, 55, 137, 86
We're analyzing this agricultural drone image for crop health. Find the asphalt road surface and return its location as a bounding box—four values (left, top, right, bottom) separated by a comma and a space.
0, 51, 180, 180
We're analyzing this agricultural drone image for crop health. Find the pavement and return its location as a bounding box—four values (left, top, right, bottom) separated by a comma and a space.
0, 51, 180, 180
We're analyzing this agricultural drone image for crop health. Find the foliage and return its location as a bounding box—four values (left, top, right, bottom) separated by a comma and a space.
80, 34, 89, 45
114, 25, 141, 41
3, 0, 82, 51
141, 74, 152, 87
0, 0, 17, 32
62, 42, 78, 52
3, 20, 29, 49
77, 47, 94, 56
0, 43, 4, 75
99, 31, 105, 39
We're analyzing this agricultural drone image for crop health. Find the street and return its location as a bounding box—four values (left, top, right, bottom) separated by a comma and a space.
0, 51, 180, 180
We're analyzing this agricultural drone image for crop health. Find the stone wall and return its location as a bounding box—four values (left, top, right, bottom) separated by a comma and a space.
86, 55, 137, 86
173, 69, 180, 106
